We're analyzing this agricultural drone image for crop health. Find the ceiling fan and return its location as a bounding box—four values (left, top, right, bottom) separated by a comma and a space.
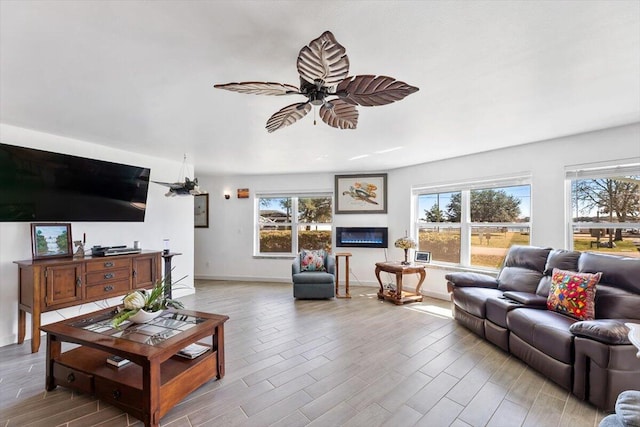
214, 31, 419, 133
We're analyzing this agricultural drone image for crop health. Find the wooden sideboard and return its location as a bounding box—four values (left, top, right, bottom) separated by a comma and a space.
15, 251, 161, 353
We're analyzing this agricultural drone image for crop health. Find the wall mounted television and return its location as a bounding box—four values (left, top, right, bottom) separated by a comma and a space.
0, 143, 150, 222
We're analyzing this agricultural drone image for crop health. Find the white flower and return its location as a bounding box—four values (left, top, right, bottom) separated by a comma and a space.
123, 291, 146, 310
394, 237, 417, 250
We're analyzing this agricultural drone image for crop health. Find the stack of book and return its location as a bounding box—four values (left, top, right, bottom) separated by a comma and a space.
177, 343, 209, 359
106, 355, 130, 367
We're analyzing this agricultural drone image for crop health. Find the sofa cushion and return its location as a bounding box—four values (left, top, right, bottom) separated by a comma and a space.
543, 249, 581, 276
452, 287, 503, 318
292, 271, 334, 284
547, 268, 601, 320
570, 320, 631, 345
503, 245, 552, 272
498, 267, 544, 293
579, 252, 640, 294
507, 308, 578, 363
300, 249, 326, 272
595, 285, 640, 320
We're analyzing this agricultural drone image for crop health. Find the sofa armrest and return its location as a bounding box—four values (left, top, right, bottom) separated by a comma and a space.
502, 291, 548, 307
569, 319, 632, 345
445, 272, 498, 293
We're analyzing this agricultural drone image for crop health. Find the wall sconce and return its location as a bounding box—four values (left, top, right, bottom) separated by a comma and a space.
224, 193, 231, 200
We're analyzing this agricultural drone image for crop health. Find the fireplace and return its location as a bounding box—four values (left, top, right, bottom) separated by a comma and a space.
336, 227, 388, 248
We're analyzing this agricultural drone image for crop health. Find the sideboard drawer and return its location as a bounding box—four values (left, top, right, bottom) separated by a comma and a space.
86, 268, 130, 285
85, 279, 130, 299
53, 362, 94, 394
86, 259, 131, 272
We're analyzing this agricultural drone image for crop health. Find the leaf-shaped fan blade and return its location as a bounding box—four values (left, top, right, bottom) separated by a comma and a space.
266, 102, 312, 133
214, 82, 300, 96
319, 100, 359, 130
336, 75, 419, 106
297, 31, 350, 88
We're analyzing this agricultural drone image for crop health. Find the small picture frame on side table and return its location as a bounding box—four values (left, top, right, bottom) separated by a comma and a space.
414, 251, 431, 263
30, 223, 73, 260
194, 193, 209, 228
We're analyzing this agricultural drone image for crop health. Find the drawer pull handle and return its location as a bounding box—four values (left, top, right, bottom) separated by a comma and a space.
76, 277, 82, 287
104, 273, 114, 279
112, 389, 121, 400
104, 285, 114, 292
66, 373, 75, 383
104, 262, 114, 267
132, 269, 137, 278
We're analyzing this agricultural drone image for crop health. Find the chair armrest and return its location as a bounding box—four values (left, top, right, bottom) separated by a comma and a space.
292, 256, 301, 275
445, 272, 498, 293
569, 319, 632, 345
502, 291, 548, 307
325, 254, 336, 275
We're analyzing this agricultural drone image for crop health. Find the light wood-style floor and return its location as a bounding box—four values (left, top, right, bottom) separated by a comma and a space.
1, 280, 609, 427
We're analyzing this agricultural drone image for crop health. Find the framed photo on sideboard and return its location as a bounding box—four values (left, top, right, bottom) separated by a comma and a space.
30, 223, 73, 260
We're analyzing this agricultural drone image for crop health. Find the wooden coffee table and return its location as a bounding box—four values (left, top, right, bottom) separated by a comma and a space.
40, 307, 228, 427
375, 261, 426, 305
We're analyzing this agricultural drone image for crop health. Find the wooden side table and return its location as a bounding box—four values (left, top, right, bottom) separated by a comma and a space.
375, 261, 426, 305
335, 252, 352, 298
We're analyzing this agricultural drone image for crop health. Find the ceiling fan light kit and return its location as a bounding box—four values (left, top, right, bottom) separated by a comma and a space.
214, 31, 419, 132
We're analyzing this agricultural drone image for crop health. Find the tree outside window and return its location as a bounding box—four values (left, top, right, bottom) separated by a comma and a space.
570, 173, 640, 256
416, 184, 530, 269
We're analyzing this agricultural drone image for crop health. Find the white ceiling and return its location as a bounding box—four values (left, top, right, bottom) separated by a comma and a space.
1, 1, 639, 176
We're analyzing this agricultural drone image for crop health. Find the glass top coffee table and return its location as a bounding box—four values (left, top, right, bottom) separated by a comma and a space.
40, 307, 228, 427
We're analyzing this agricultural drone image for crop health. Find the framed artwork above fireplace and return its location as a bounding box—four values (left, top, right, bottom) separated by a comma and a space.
335, 173, 387, 214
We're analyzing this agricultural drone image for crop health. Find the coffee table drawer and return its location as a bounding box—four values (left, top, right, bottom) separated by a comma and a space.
53, 363, 93, 394
85, 279, 130, 299
95, 377, 142, 408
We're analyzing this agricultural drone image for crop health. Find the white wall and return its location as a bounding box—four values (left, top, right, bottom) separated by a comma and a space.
0, 124, 196, 348
195, 123, 640, 300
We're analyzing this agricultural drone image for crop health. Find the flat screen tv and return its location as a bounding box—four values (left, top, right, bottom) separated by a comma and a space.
0, 143, 150, 222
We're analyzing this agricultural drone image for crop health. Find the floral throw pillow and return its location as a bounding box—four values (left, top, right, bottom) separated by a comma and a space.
546, 268, 601, 320
300, 249, 326, 272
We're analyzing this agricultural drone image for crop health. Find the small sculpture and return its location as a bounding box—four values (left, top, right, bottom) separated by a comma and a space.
73, 240, 85, 258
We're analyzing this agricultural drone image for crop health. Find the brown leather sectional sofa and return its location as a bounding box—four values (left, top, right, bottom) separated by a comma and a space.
446, 245, 640, 411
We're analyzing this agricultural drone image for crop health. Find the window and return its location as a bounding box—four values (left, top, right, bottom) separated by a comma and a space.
414, 178, 531, 269
567, 163, 640, 257
256, 194, 332, 255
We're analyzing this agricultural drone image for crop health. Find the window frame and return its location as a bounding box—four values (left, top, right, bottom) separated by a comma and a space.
255, 192, 333, 257
413, 175, 532, 270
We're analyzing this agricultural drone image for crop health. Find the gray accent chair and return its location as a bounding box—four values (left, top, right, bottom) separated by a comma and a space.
292, 253, 336, 299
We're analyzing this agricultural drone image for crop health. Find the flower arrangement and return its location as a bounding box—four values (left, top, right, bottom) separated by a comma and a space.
395, 236, 417, 265
394, 237, 417, 250
111, 276, 185, 327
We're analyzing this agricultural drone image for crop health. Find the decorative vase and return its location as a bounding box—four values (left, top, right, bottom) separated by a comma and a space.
129, 309, 163, 324
402, 248, 410, 265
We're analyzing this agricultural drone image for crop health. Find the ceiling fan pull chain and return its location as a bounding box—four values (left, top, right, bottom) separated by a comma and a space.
313, 105, 317, 125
